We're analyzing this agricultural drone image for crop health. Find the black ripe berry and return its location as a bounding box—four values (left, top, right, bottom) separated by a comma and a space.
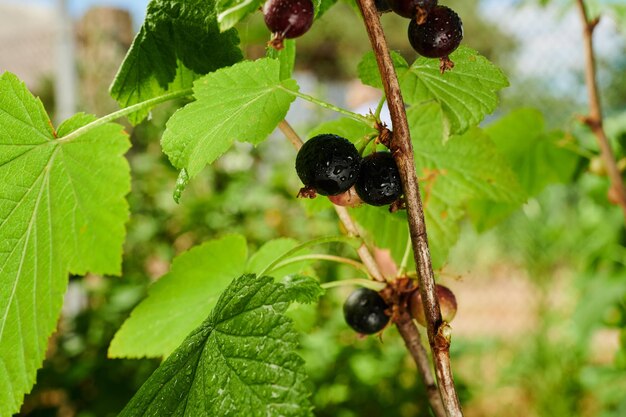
355, 152, 402, 206
263, 0, 314, 48
408, 5, 463, 59
375, 0, 392, 14
295, 134, 361, 197
388, 0, 437, 21
343, 288, 390, 334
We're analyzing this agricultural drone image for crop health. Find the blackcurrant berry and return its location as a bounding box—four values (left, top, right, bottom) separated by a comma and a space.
375, 0, 392, 14
388, 0, 436, 21
409, 284, 457, 327
295, 134, 361, 197
408, 5, 463, 59
343, 288, 390, 334
263, 0, 314, 48
355, 152, 402, 206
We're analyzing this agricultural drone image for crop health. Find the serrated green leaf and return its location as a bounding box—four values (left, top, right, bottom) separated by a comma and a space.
109, 235, 248, 358
118, 274, 314, 417
314, 0, 339, 18
359, 47, 508, 135
467, 108, 578, 230
402, 47, 508, 135
409, 102, 525, 205
110, 0, 242, 124
161, 58, 298, 178
281, 274, 324, 304
357, 50, 409, 90
0, 72, 130, 415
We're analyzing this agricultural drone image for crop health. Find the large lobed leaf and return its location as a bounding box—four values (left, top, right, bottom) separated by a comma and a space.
358, 47, 509, 135
117, 274, 318, 417
0, 72, 130, 415
161, 58, 298, 178
110, 0, 242, 124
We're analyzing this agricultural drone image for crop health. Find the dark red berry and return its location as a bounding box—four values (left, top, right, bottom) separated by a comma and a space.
388, 0, 436, 21
295, 134, 361, 196
263, 0, 314, 45
408, 5, 463, 58
355, 152, 402, 206
343, 288, 390, 334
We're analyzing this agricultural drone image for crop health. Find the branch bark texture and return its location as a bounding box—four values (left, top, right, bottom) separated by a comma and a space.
353, 1, 464, 416
277, 120, 446, 417
575, 0, 626, 221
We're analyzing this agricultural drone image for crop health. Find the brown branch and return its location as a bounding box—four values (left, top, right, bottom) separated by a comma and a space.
575, 0, 626, 221
353, 0, 464, 416
277, 120, 446, 417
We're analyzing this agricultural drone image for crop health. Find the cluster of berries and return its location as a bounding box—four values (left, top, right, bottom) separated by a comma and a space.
377, 0, 463, 71
343, 284, 457, 335
295, 134, 403, 208
262, 0, 463, 71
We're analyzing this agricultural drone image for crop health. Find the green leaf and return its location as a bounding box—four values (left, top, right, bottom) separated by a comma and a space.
110, 0, 242, 124
0, 72, 130, 415
485, 108, 578, 196
109, 235, 248, 358
118, 274, 315, 417
409, 102, 524, 205
357, 50, 409, 90
267, 39, 296, 81
217, 0, 264, 31
281, 274, 324, 304
468, 109, 578, 230
161, 58, 298, 178
359, 47, 508, 135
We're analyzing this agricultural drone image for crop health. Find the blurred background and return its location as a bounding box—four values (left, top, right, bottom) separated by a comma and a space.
1, 0, 626, 416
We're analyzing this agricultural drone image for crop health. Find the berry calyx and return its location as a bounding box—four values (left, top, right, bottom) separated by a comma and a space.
388, 0, 437, 22
355, 152, 402, 206
343, 288, 390, 334
408, 5, 463, 70
295, 134, 361, 196
408, 284, 457, 327
263, 0, 314, 49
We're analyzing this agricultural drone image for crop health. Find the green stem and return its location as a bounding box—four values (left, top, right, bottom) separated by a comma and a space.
57, 88, 193, 143
258, 235, 361, 276
322, 278, 386, 291
397, 233, 413, 277
280, 87, 374, 126
268, 254, 370, 276
375, 95, 386, 120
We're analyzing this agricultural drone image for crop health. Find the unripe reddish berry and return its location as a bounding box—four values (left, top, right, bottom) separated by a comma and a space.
408, 284, 457, 326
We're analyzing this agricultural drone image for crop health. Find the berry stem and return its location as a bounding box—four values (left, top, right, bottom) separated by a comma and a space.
268, 254, 371, 277
575, 0, 626, 221
397, 234, 413, 277
279, 87, 375, 126
258, 234, 361, 277
354, 0, 463, 416
321, 278, 386, 291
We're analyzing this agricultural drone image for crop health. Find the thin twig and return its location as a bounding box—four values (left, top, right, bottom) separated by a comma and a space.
277, 120, 445, 417
353, 0, 463, 416
575, 0, 626, 221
